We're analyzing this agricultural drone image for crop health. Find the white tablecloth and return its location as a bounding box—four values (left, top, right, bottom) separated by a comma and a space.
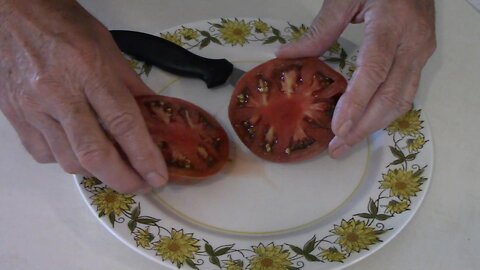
1, 0, 479, 269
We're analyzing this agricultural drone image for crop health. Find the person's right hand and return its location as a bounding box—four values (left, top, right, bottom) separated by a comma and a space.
0, 0, 168, 193
277, 0, 436, 159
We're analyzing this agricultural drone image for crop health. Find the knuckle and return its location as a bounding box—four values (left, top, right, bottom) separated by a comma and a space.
357, 59, 391, 84
303, 24, 321, 41
17, 92, 42, 111
76, 143, 111, 169
104, 112, 138, 137
379, 93, 413, 115
345, 94, 367, 113
53, 98, 87, 121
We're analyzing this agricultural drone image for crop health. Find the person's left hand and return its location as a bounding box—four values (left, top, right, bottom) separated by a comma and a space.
276, 0, 436, 158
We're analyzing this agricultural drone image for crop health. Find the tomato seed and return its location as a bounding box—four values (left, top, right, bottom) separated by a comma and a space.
197, 146, 209, 159
265, 143, 272, 153
280, 69, 299, 96
236, 88, 250, 105
265, 126, 275, 143
257, 78, 269, 93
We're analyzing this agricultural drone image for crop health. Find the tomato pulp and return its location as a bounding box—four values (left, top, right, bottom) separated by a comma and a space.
136, 95, 230, 182
228, 57, 347, 162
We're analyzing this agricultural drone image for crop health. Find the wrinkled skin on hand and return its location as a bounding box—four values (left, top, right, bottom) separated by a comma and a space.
277, 0, 436, 158
0, 0, 168, 193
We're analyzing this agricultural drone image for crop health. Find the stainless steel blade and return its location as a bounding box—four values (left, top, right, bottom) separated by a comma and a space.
228, 66, 246, 87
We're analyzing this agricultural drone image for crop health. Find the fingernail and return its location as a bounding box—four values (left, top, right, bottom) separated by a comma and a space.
146, 172, 167, 187
337, 120, 353, 137
329, 137, 351, 159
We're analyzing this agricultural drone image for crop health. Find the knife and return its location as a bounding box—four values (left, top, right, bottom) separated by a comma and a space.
110, 30, 245, 88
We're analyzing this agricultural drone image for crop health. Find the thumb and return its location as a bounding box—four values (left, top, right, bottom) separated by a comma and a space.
276, 0, 360, 58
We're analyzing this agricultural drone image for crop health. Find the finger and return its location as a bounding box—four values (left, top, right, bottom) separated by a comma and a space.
329, 65, 421, 159
26, 112, 92, 176
276, 0, 360, 58
50, 96, 150, 193
84, 75, 168, 188
330, 19, 400, 139
0, 103, 54, 163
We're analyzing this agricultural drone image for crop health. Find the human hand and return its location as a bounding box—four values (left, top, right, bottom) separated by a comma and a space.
0, 0, 168, 193
276, 0, 436, 158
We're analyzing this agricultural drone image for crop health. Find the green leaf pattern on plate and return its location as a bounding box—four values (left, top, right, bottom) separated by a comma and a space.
130, 18, 356, 79
81, 18, 429, 269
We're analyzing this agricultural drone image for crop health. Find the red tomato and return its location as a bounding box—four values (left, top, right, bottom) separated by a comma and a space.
136, 95, 229, 182
228, 57, 347, 163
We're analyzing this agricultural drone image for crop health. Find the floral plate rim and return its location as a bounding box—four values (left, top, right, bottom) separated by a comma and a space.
76, 18, 433, 270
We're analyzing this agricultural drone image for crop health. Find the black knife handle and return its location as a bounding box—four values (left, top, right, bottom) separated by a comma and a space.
110, 30, 233, 88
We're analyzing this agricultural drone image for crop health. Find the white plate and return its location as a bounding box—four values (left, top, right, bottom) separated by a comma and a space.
76, 18, 433, 270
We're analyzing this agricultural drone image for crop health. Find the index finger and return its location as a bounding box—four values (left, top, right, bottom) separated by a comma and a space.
331, 19, 400, 138
49, 95, 150, 193
85, 72, 169, 189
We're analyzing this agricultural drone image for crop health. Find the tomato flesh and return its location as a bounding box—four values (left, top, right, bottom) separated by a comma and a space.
228, 57, 347, 162
136, 95, 229, 181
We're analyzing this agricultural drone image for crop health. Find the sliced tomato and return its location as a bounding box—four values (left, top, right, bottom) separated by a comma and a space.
228, 57, 347, 163
136, 95, 229, 182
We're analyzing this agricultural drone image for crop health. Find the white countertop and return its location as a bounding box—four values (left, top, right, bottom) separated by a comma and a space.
1, 0, 479, 269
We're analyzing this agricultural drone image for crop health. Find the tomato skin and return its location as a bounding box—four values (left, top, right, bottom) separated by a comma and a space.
136, 95, 230, 182
228, 57, 347, 163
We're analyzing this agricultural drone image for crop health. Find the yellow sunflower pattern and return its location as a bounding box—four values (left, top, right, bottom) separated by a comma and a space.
160, 32, 183, 46
386, 200, 410, 214
218, 18, 252, 46
177, 26, 199, 41
133, 227, 154, 249
407, 135, 427, 153
380, 169, 422, 200
81, 176, 101, 189
386, 109, 423, 136
154, 229, 200, 267
90, 187, 135, 217
289, 23, 309, 41
225, 259, 244, 270
320, 247, 347, 263
249, 243, 292, 270
80, 19, 429, 270
332, 219, 381, 253
253, 19, 270, 34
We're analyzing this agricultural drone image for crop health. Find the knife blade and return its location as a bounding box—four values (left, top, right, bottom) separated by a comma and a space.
110, 30, 245, 89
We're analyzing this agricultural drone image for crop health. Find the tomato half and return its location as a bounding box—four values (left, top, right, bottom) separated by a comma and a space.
136, 95, 229, 182
228, 57, 347, 163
